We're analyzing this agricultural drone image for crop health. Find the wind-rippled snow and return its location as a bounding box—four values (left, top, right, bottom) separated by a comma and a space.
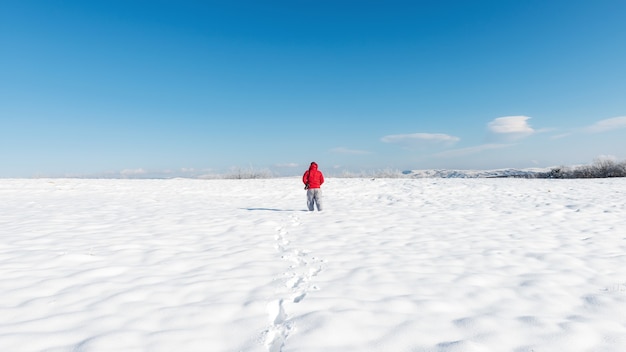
1, 178, 625, 351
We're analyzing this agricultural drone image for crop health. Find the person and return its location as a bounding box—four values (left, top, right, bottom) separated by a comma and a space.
302, 162, 324, 211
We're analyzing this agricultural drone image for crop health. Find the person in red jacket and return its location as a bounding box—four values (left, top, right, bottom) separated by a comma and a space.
302, 162, 324, 211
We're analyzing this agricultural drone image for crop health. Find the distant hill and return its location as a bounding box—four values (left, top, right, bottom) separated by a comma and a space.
402, 168, 552, 178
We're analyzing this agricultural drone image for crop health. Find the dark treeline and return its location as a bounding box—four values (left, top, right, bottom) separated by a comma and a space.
543, 159, 626, 179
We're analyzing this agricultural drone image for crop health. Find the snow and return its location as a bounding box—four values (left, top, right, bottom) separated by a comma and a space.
1, 177, 626, 352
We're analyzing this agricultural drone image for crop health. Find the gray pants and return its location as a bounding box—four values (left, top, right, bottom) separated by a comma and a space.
307, 188, 323, 211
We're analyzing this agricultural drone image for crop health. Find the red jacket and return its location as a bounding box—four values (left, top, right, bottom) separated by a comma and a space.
303, 162, 324, 189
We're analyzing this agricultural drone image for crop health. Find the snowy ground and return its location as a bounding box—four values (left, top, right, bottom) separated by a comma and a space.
1, 177, 626, 352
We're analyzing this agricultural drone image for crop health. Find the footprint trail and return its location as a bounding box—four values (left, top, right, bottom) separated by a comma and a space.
263, 214, 324, 352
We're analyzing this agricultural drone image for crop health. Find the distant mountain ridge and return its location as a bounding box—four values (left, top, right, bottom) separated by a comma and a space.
403, 168, 552, 178
403, 159, 626, 179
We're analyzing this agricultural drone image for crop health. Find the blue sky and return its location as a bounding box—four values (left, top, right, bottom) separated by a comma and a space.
2, 0, 625, 177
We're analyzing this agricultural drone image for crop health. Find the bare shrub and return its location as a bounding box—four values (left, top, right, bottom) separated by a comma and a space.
223, 167, 273, 179
548, 158, 626, 178
592, 158, 626, 177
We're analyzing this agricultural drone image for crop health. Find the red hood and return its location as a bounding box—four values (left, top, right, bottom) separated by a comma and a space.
303, 162, 323, 188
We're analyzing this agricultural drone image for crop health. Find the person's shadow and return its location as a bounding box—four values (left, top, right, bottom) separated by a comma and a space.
243, 208, 307, 212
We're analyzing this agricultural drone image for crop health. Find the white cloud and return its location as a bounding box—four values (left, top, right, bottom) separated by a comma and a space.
587, 116, 626, 133
433, 143, 513, 158
380, 133, 460, 147
330, 147, 372, 155
488, 116, 535, 135
120, 168, 147, 176
275, 163, 299, 168
595, 154, 618, 161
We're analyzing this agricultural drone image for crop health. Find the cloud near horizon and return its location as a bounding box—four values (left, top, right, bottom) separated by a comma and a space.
488, 116, 535, 140
587, 116, 626, 133
275, 163, 300, 168
380, 133, 460, 148
120, 168, 147, 176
